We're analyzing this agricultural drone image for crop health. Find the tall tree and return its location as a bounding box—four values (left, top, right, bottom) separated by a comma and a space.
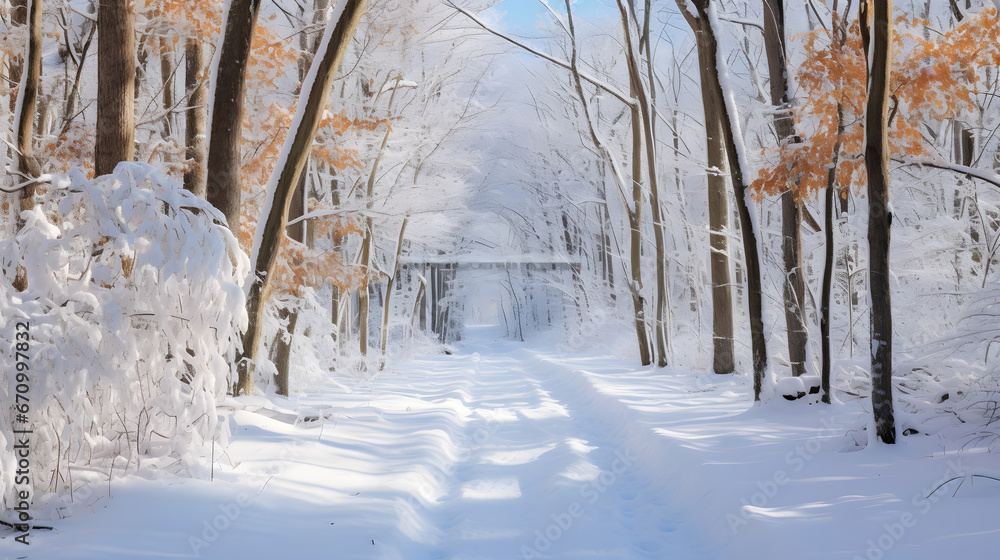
762, 0, 808, 377
10, 0, 41, 293
206, 0, 264, 229
95, 0, 136, 176
863, 0, 896, 443
238, 0, 369, 396
677, 0, 768, 393
674, 0, 736, 375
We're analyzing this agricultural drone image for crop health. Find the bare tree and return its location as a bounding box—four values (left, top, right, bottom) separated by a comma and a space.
862, 0, 897, 443
762, 0, 808, 377
677, 0, 767, 397
238, 0, 369, 396
206, 0, 264, 229
95, 0, 135, 176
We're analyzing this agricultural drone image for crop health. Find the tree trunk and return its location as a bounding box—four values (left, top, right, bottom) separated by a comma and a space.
10, 0, 41, 293
676, 0, 735, 374
762, 0, 808, 377
563, 0, 651, 365
380, 218, 409, 364
207, 0, 264, 229
821, 11, 849, 405
184, 38, 207, 197
238, 0, 368, 395
8, 0, 27, 114
617, 0, 669, 367
159, 37, 175, 138
863, 0, 897, 444
679, 0, 767, 396
13, 0, 41, 200
95, 0, 135, 177
272, 171, 307, 396
822, 102, 845, 404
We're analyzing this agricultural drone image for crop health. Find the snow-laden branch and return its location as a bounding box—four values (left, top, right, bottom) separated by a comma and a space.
447, 2, 636, 108
893, 156, 1000, 189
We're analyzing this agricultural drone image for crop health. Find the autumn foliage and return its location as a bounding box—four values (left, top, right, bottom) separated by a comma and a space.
753, 8, 1000, 201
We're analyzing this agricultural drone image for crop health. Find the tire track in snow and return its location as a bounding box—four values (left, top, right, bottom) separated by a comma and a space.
420, 329, 707, 560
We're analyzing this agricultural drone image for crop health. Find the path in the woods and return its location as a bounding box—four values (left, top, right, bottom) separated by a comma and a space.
21, 325, 706, 559
15, 326, 1000, 559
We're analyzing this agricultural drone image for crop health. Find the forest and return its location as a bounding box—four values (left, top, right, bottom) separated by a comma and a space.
1, 0, 999, 558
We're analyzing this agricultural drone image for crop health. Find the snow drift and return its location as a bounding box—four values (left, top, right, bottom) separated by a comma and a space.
0, 163, 248, 520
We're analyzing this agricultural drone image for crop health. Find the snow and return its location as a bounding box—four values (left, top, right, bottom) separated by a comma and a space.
7, 325, 997, 558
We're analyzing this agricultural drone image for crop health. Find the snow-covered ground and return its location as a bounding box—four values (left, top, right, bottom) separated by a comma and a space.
4, 325, 998, 559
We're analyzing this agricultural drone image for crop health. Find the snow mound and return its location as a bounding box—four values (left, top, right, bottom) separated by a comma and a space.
0, 163, 248, 520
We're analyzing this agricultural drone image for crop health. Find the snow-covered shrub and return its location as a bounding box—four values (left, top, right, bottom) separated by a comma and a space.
0, 163, 248, 519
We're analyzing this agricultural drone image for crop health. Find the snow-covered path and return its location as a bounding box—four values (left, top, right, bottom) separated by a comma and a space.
14, 326, 705, 559
9, 325, 999, 559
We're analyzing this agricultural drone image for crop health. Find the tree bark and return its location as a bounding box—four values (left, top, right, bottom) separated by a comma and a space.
238, 0, 368, 395
95, 0, 135, 177
762, 0, 808, 377
563, 0, 651, 365
680, 0, 767, 396
184, 38, 207, 197
207, 0, 264, 229
863, 0, 897, 443
8, 0, 27, 114
10, 0, 41, 293
13, 0, 41, 198
159, 37, 175, 138
618, 0, 669, 367
676, 0, 736, 375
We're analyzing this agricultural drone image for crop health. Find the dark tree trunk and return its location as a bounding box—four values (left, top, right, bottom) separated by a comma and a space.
207, 0, 264, 229
762, 0, 808, 377
95, 0, 135, 176
863, 0, 897, 444
238, 0, 368, 395
184, 38, 207, 197
822, 103, 845, 404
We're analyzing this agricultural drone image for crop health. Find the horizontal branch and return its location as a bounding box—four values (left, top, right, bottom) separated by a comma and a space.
893, 156, 1000, 189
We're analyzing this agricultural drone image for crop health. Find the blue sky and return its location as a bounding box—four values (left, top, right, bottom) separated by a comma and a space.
484, 0, 610, 36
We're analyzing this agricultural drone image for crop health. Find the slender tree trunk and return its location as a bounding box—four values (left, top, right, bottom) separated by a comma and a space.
159, 37, 175, 138
8, 0, 27, 114
380, 218, 409, 364
95, 0, 135, 176
184, 38, 207, 197
863, 0, 897, 443
676, 0, 735, 374
207, 0, 264, 229
822, 101, 845, 405
13, 0, 41, 197
680, 0, 767, 395
272, 171, 306, 396
618, 0, 669, 367
564, 0, 651, 365
763, 0, 808, 377
238, 0, 368, 395
821, 11, 849, 405
10, 0, 41, 293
